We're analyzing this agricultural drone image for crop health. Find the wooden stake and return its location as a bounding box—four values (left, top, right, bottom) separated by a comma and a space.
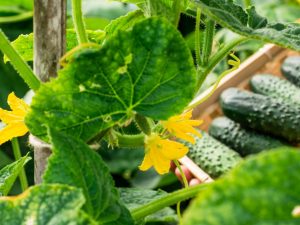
33, 0, 66, 183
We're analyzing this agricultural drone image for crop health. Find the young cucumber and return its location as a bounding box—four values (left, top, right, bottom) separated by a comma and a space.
220, 88, 300, 143
209, 116, 288, 156
281, 56, 300, 87
186, 131, 242, 178
250, 74, 300, 105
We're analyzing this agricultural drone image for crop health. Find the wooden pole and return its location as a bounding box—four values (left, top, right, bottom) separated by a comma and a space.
33, 0, 66, 183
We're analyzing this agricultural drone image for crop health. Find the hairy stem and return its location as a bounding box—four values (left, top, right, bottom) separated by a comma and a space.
174, 160, 189, 223
195, 7, 202, 69
131, 183, 208, 221
201, 19, 215, 66
11, 138, 28, 191
0, 30, 40, 91
72, 0, 88, 44
197, 36, 248, 89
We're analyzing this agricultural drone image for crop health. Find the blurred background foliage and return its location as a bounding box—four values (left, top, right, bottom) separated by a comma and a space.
0, 1, 299, 223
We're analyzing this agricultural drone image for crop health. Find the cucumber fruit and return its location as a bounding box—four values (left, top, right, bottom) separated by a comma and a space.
250, 74, 300, 105
220, 88, 300, 142
281, 56, 300, 87
209, 116, 288, 156
186, 131, 242, 178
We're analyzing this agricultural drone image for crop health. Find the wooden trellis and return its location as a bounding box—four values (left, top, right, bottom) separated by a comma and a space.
31, 0, 66, 184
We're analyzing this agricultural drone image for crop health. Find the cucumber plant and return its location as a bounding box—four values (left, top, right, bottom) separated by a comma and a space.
0, 0, 300, 224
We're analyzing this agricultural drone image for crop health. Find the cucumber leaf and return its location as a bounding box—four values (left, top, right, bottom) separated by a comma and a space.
25, 18, 197, 141
120, 188, 177, 223
0, 154, 30, 196
43, 128, 133, 225
0, 184, 97, 225
104, 10, 145, 38
182, 148, 300, 225
4, 29, 105, 62
193, 0, 300, 51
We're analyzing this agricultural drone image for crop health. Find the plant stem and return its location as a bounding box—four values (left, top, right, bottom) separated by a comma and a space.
131, 183, 208, 221
0, 30, 40, 91
72, 0, 88, 44
201, 19, 215, 66
172, 0, 182, 27
11, 138, 28, 192
195, 7, 202, 69
197, 36, 247, 89
0, 11, 33, 24
174, 160, 189, 223
187, 59, 240, 111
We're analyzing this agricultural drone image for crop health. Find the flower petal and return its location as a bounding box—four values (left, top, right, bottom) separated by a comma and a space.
0, 123, 28, 145
7, 92, 29, 114
151, 148, 171, 175
139, 152, 153, 171
161, 139, 188, 160
0, 109, 20, 124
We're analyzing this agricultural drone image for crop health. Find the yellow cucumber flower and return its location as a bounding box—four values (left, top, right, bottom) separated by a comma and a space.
139, 133, 188, 175
161, 110, 203, 144
0, 92, 29, 145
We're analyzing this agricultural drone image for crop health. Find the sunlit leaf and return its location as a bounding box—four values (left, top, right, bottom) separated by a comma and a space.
25, 18, 197, 141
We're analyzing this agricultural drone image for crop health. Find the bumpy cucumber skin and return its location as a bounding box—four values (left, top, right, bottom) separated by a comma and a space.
209, 116, 288, 156
281, 56, 300, 87
220, 88, 300, 143
250, 74, 300, 105
186, 131, 241, 178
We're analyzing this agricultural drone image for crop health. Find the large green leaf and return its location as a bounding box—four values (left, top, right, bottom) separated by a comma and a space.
182, 148, 300, 225
0, 154, 30, 196
25, 18, 197, 141
120, 188, 177, 223
43, 128, 133, 225
193, 0, 300, 51
4, 29, 105, 62
0, 184, 96, 225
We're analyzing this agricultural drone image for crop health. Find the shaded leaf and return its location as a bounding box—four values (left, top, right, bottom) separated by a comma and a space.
194, 0, 300, 51
0, 154, 30, 196
0, 184, 96, 225
25, 18, 197, 141
120, 188, 177, 223
43, 128, 133, 225
183, 148, 300, 225
4, 29, 105, 62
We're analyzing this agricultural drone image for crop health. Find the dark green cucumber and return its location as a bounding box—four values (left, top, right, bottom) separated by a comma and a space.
220, 88, 300, 143
281, 56, 300, 87
208, 116, 288, 156
186, 131, 242, 178
250, 74, 300, 105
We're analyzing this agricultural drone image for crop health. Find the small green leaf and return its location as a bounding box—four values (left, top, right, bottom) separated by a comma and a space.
43, 128, 133, 225
194, 0, 300, 51
120, 188, 177, 223
0, 154, 30, 196
182, 148, 300, 225
4, 29, 105, 62
0, 184, 96, 225
104, 10, 145, 38
26, 18, 197, 141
